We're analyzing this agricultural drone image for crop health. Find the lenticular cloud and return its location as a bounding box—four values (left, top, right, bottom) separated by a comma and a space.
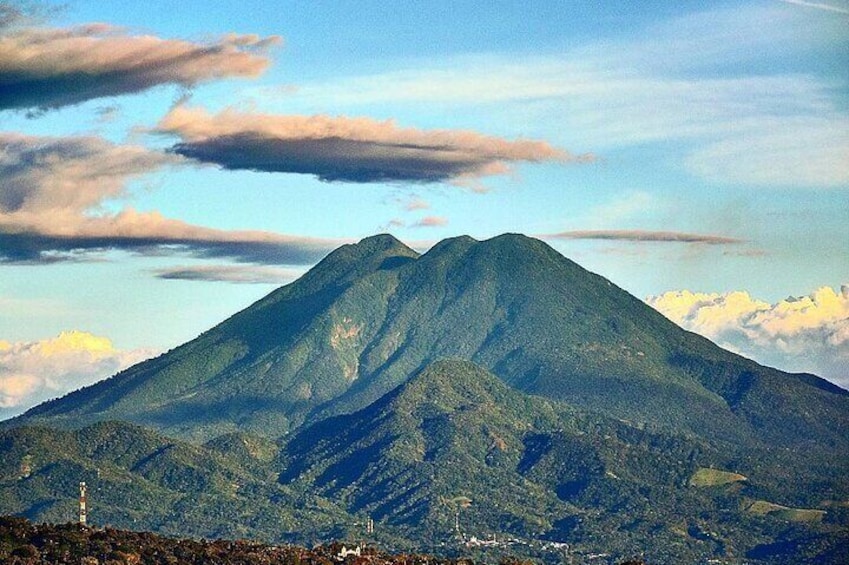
0, 22, 279, 111
157, 105, 590, 184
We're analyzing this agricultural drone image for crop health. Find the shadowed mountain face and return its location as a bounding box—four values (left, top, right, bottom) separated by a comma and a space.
278, 359, 570, 534
11, 234, 848, 454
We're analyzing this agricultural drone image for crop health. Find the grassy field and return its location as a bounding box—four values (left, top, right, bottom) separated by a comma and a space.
688, 467, 747, 487
744, 499, 825, 522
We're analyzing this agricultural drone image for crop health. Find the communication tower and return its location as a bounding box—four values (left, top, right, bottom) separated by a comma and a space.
79, 482, 87, 526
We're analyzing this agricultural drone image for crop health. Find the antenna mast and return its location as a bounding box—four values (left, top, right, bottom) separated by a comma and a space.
79, 482, 87, 526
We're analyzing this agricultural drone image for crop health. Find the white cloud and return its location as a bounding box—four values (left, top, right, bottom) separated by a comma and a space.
278, 4, 849, 188
0, 330, 157, 419
302, 71, 847, 187
778, 1, 849, 15
583, 191, 662, 227
685, 117, 849, 187
647, 285, 849, 387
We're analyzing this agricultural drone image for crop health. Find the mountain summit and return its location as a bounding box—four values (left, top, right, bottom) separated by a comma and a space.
13, 234, 847, 452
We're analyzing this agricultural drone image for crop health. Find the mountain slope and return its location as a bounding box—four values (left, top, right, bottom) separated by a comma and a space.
0, 421, 347, 543
279, 359, 569, 537
13, 235, 420, 440
278, 359, 849, 563
1, 360, 847, 562
10, 234, 848, 455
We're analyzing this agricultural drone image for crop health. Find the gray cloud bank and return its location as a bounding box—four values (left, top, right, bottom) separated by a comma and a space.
0, 231, 334, 265
0, 20, 279, 111
153, 264, 303, 284
543, 230, 745, 245
157, 105, 591, 184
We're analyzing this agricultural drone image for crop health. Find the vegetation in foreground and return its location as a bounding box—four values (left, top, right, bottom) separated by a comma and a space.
0, 516, 650, 565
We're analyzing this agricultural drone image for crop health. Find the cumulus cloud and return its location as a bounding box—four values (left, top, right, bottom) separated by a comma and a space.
0, 132, 340, 264
542, 230, 745, 245
153, 264, 303, 284
0, 330, 156, 419
156, 105, 590, 184
0, 20, 279, 111
647, 284, 849, 387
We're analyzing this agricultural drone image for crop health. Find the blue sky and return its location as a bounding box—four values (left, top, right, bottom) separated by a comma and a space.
0, 0, 847, 415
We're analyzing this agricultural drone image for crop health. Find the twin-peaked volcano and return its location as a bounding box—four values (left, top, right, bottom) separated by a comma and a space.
12, 233, 847, 453
3, 234, 849, 562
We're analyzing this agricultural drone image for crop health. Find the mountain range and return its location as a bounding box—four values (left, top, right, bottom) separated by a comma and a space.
2, 234, 847, 563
